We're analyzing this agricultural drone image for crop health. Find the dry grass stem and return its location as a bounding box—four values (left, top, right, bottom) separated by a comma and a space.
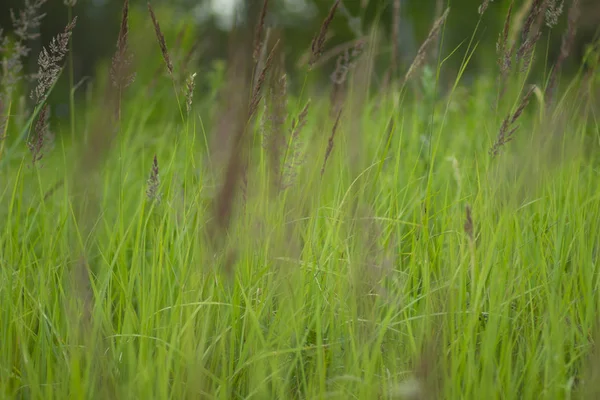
402, 7, 450, 85
490, 85, 536, 156
31, 17, 77, 104
321, 109, 342, 177
545, 0, 580, 106
309, 0, 341, 68
253, 0, 269, 62
148, 3, 173, 76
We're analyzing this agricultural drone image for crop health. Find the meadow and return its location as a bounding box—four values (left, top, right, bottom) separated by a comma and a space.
1, 0, 600, 398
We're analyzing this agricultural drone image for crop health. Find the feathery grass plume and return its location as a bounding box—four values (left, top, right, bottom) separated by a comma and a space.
27, 104, 53, 167
280, 100, 310, 189
11, 0, 48, 45
31, 17, 77, 105
402, 7, 449, 85
64, 0, 77, 5
147, 3, 173, 76
248, 40, 279, 120
497, 1, 514, 78
185, 72, 196, 115
545, 0, 579, 106
111, 0, 135, 90
309, 0, 341, 68
545, 0, 564, 28
489, 85, 536, 156
253, 0, 268, 62
479, 0, 493, 15
320, 108, 342, 177
1, 0, 47, 100
146, 155, 161, 204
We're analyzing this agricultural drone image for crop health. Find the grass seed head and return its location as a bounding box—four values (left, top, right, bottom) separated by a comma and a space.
478, 0, 493, 15
185, 72, 197, 115
403, 7, 450, 85
148, 3, 173, 76
253, 0, 269, 62
249, 40, 279, 120
309, 0, 340, 68
546, 0, 580, 105
31, 16, 77, 104
28, 104, 53, 167
111, 0, 136, 90
545, 0, 564, 28
490, 85, 536, 156
321, 108, 342, 177
146, 154, 161, 204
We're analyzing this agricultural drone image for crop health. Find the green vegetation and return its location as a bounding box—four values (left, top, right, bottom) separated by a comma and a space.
1, 0, 600, 398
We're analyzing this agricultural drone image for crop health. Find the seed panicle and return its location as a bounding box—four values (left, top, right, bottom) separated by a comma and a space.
403, 7, 450, 85
111, 0, 136, 90
146, 154, 162, 204
309, 0, 341, 68
321, 108, 342, 177
148, 3, 173, 76
490, 85, 536, 156
31, 16, 78, 104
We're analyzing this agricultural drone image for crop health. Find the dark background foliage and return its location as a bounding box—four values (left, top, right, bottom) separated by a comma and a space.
1, 0, 598, 114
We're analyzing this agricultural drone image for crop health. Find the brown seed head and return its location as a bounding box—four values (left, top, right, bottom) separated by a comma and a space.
321, 108, 342, 177
253, 0, 269, 62
403, 7, 450, 85
148, 3, 173, 76
309, 0, 341, 68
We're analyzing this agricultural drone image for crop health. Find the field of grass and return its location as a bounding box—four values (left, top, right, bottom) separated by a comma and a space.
1, 0, 600, 399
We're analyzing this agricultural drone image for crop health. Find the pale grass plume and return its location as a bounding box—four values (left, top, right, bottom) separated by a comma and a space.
185, 72, 197, 115
31, 17, 77, 105
148, 2, 173, 76
402, 7, 450, 85
478, 0, 493, 15
545, 0, 564, 28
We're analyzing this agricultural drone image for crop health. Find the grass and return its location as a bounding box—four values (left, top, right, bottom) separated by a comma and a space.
1, 1, 600, 399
